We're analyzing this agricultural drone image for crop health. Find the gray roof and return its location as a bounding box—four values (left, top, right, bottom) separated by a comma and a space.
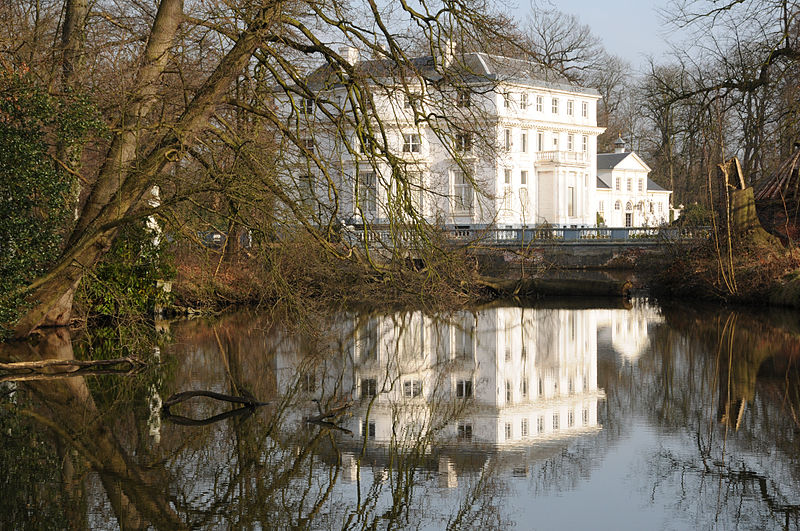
647, 178, 667, 192
597, 175, 611, 189
306, 51, 599, 96
596, 152, 630, 170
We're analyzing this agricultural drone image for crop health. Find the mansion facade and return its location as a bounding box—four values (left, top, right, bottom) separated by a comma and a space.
281, 46, 674, 228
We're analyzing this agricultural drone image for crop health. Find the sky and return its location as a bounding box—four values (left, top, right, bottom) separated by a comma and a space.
511, 0, 682, 71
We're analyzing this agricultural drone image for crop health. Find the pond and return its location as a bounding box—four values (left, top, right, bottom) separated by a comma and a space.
1, 300, 799, 530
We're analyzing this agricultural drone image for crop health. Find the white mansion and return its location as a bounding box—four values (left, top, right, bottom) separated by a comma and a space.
283, 46, 673, 228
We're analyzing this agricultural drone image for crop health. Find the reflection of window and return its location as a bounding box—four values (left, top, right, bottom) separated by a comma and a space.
456, 90, 470, 108
521, 377, 528, 397
568, 410, 575, 428
357, 172, 377, 216
301, 97, 314, 113
454, 314, 475, 358
456, 379, 473, 398
537, 416, 544, 433
403, 133, 421, 153
505, 422, 512, 440
404, 92, 420, 109
457, 422, 473, 440
403, 380, 422, 398
583, 408, 589, 425
506, 380, 512, 403
452, 170, 473, 214
301, 138, 315, 152
538, 378, 543, 396
553, 414, 560, 430
360, 319, 378, 360
362, 420, 376, 438
302, 373, 316, 393
361, 378, 377, 399
521, 418, 529, 437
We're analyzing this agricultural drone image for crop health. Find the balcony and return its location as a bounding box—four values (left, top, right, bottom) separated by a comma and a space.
535, 151, 589, 165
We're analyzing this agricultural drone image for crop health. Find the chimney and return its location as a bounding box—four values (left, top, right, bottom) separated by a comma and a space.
613, 135, 626, 154
339, 46, 360, 66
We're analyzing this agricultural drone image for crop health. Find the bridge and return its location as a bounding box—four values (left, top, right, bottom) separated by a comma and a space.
344, 224, 711, 268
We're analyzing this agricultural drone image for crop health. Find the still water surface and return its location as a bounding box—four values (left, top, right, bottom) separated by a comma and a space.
2, 300, 800, 530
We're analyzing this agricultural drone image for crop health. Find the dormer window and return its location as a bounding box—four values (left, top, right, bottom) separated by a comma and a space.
456, 90, 471, 108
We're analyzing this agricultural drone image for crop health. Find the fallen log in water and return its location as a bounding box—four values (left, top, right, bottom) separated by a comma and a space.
479, 276, 632, 299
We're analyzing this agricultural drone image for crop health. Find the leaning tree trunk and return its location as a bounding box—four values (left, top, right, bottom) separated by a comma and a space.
13, 1, 274, 338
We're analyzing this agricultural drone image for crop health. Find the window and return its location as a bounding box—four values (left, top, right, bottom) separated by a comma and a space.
359, 135, 375, 154
301, 137, 315, 152
503, 92, 511, 108
551, 97, 559, 114
506, 380, 512, 403
362, 420, 376, 439
504, 128, 512, 151
403, 380, 422, 398
552, 135, 558, 149
520, 93, 528, 110
537, 416, 544, 433
453, 170, 473, 213
360, 318, 378, 360
599, 201, 604, 213
583, 408, 589, 425
568, 186, 575, 217
504, 168, 512, 185
521, 377, 528, 397
301, 97, 314, 114
521, 418, 529, 437
361, 378, 377, 399
639, 178, 644, 192
581, 101, 588, 117
302, 373, 316, 393
521, 131, 528, 153
582, 135, 588, 152
567, 134, 574, 151
536, 95, 543, 112
567, 100, 574, 116
505, 422, 513, 440
456, 379, 473, 399
298, 174, 315, 208
456, 90, 471, 108
520, 170, 528, 185
403, 133, 421, 153
357, 172, 377, 215
457, 421, 473, 440
553, 414, 560, 430
455, 133, 472, 153
615, 178, 621, 191
626, 201, 633, 211
627, 178, 632, 191
537, 132, 544, 151
658, 203, 663, 213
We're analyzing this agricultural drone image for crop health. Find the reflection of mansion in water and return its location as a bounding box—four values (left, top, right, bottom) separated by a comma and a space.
275, 306, 659, 449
